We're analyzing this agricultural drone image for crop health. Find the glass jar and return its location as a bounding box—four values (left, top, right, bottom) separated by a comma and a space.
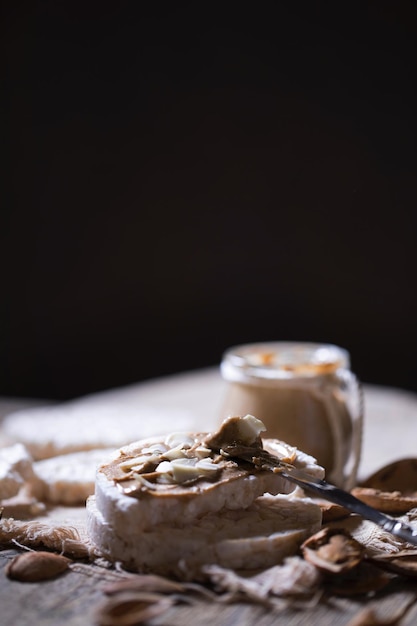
220, 342, 363, 489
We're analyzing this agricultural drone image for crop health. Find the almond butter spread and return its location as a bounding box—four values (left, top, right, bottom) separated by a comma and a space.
101, 415, 289, 499
220, 342, 363, 490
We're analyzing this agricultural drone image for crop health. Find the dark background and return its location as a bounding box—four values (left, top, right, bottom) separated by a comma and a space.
2, 2, 417, 400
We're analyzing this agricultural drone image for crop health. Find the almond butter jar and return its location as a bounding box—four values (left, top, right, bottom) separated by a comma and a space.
220, 342, 363, 489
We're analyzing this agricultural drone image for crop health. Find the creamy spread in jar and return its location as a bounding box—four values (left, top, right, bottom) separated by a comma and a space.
220, 342, 363, 489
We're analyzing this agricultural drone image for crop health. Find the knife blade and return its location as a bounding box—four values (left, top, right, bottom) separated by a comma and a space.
221, 444, 417, 546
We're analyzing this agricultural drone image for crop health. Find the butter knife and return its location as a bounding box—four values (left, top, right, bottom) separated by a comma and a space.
222, 444, 417, 546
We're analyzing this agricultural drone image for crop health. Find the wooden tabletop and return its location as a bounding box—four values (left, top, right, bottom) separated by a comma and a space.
1, 369, 417, 625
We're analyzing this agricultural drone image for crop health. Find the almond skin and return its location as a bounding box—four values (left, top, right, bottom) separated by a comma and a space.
5, 551, 70, 582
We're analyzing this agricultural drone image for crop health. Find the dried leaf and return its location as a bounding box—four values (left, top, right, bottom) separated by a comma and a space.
301, 527, 364, 574
252, 556, 322, 596
204, 556, 321, 602
5, 551, 70, 582
95, 591, 173, 626
203, 564, 271, 604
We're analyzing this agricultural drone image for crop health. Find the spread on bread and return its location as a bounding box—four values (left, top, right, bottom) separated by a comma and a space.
101, 415, 298, 496
85, 416, 324, 577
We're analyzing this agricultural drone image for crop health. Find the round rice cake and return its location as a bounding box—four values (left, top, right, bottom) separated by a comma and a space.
87, 416, 324, 576
0, 444, 39, 499
87, 492, 322, 578
33, 448, 116, 505
2, 404, 194, 460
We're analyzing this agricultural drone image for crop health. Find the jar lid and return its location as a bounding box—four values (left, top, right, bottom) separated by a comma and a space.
221, 342, 349, 382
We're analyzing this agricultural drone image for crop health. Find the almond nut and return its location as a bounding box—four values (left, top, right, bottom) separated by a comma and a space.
5, 550, 70, 582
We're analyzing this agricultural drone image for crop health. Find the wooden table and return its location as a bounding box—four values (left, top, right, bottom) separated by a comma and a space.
1, 368, 417, 625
